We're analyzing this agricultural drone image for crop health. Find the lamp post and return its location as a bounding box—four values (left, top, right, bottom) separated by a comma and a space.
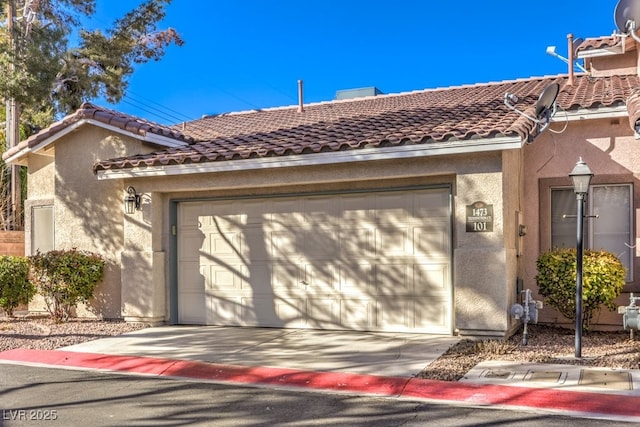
568, 158, 593, 358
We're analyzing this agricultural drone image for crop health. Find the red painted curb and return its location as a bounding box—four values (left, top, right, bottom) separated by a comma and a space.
402, 378, 640, 417
1, 348, 638, 419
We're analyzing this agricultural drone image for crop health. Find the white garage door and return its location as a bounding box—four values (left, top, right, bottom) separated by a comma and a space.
177, 188, 452, 334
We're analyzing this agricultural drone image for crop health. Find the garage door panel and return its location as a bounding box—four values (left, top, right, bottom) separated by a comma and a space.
340, 227, 375, 257
179, 231, 206, 261
307, 298, 339, 326
338, 262, 374, 294
375, 193, 411, 221
341, 195, 374, 221
179, 262, 205, 292
302, 262, 338, 292
269, 200, 305, 227
304, 227, 340, 257
376, 262, 420, 295
413, 191, 450, 218
178, 187, 452, 334
414, 297, 450, 332
208, 264, 243, 291
178, 292, 207, 324
208, 296, 243, 325
271, 261, 301, 289
304, 196, 343, 221
376, 299, 412, 329
208, 232, 242, 257
414, 225, 450, 256
179, 203, 205, 228
272, 298, 305, 327
269, 229, 303, 257
236, 297, 305, 327
376, 227, 411, 256
414, 263, 450, 293
340, 299, 375, 328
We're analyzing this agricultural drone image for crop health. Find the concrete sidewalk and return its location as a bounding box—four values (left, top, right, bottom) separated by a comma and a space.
0, 325, 639, 423
58, 325, 460, 377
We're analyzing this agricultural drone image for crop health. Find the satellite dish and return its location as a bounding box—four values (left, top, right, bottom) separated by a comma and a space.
572, 37, 584, 56
534, 83, 560, 120
615, 0, 640, 34
503, 82, 562, 142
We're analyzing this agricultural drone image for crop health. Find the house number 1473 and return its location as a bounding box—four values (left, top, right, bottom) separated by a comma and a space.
466, 202, 494, 233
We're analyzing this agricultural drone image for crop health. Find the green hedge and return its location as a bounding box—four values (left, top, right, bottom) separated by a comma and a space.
535, 248, 626, 330
29, 249, 105, 323
0, 256, 35, 316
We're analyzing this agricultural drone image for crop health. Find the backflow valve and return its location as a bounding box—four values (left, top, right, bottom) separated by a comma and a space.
510, 289, 543, 345
618, 293, 640, 339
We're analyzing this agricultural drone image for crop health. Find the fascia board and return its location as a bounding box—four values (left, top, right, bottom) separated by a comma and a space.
5, 119, 187, 165
576, 47, 624, 59
96, 136, 523, 180
554, 105, 628, 122
84, 119, 189, 148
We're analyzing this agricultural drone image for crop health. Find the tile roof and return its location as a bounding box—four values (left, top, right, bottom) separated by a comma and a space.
5, 74, 638, 171
576, 35, 626, 53
2, 103, 193, 161
92, 74, 640, 172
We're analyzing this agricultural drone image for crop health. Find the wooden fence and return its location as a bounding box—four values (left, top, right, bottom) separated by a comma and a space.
0, 231, 25, 256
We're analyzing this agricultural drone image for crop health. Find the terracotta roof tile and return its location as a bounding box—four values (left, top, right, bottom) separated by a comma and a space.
2, 103, 193, 161
576, 35, 626, 53
93, 74, 640, 172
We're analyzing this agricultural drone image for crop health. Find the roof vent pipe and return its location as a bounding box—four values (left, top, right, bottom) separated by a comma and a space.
567, 33, 575, 86
298, 80, 304, 113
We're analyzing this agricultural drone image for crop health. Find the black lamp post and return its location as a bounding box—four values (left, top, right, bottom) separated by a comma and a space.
568, 158, 593, 358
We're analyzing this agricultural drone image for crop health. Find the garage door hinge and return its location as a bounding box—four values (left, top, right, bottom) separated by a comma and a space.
171, 225, 176, 236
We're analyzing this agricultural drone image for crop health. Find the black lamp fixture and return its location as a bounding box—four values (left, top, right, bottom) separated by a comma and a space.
568, 157, 593, 358
124, 186, 141, 214
569, 158, 593, 195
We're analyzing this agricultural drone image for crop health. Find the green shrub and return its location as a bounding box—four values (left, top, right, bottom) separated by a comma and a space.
535, 248, 626, 330
0, 256, 35, 316
29, 249, 105, 323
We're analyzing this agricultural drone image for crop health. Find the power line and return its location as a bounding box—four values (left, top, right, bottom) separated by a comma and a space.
118, 97, 186, 125
125, 89, 193, 121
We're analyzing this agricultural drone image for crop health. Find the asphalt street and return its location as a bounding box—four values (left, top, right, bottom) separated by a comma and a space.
0, 364, 629, 427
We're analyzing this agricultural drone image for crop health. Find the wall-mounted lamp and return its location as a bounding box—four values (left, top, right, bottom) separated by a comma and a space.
124, 186, 141, 214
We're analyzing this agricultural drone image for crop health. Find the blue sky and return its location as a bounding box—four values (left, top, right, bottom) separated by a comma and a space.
90, 1, 621, 124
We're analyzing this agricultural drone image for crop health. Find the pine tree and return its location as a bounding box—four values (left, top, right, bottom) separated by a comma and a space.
0, 0, 183, 229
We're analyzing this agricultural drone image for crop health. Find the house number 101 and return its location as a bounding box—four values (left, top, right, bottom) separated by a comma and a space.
466, 201, 494, 233
472, 221, 488, 231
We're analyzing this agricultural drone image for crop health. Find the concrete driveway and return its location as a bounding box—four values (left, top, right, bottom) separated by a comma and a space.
60, 325, 461, 377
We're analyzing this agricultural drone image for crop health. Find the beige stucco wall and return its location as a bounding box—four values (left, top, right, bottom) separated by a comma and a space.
452, 150, 522, 336
25, 124, 523, 335
120, 149, 517, 336
523, 116, 639, 329
25, 126, 159, 319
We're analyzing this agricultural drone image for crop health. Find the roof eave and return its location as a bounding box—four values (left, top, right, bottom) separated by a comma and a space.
556, 105, 629, 121
3, 118, 190, 165
95, 135, 524, 180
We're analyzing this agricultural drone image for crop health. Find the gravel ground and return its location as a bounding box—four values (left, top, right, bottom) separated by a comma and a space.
0, 316, 150, 352
420, 324, 640, 381
1, 317, 638, 382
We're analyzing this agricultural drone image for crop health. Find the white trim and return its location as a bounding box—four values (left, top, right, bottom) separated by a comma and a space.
96, 136, 523, 180
577, 47, 625, 59
83, 119, 189, 148
3, 118, 188, 165
552, 105, 629, 122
